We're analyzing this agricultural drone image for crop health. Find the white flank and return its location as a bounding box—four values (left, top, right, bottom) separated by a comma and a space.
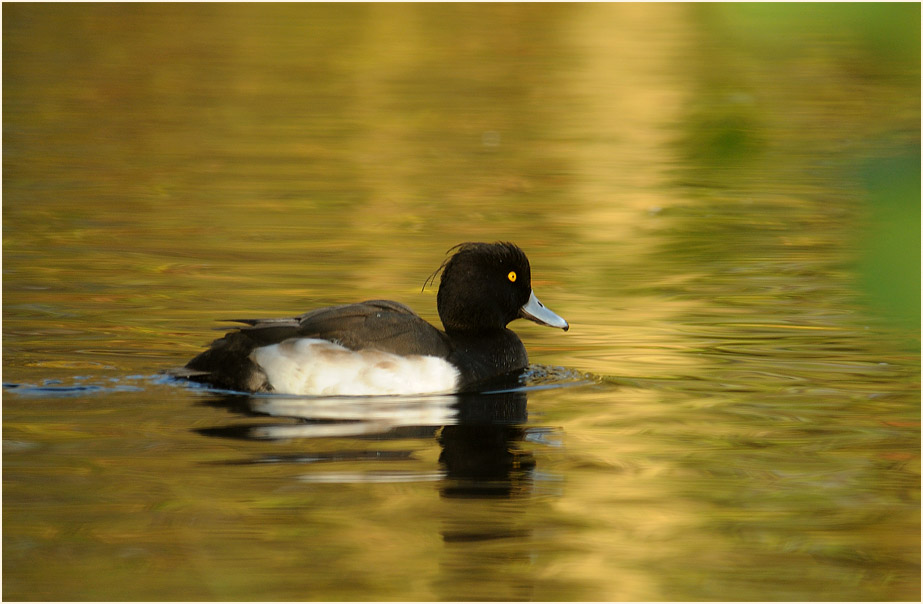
250, 338, 460, 396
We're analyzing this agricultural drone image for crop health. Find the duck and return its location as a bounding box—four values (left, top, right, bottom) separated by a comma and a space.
176, 241, 568, 395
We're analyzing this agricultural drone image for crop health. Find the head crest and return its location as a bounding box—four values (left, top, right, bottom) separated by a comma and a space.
421, 242, 524, 291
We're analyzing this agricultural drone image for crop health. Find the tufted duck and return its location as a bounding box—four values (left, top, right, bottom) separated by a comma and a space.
176, 242, 568, 395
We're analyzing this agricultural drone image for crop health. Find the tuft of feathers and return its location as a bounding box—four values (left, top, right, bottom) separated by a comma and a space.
423, 241, 527, 291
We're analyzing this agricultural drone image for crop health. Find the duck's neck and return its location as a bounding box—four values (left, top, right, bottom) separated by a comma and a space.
446, 328, 528, 385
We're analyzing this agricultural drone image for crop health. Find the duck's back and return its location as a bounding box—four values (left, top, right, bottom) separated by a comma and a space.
182, 300, 456, 394
292, 300, 452, 355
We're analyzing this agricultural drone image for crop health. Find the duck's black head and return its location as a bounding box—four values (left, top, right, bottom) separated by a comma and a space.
435, 241, 568, 334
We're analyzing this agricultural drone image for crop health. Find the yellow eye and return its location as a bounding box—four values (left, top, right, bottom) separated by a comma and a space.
508, 271, 517, 283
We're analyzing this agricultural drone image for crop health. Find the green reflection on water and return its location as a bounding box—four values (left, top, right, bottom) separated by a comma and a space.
857, 150, 921, 330
3, 3, 919, 602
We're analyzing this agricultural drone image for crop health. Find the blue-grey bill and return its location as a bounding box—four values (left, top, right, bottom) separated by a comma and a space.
519, 291, 569, 331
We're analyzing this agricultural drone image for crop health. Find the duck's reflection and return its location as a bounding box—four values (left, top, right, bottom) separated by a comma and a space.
438, 389, 532, 499
195, 376, 541, 498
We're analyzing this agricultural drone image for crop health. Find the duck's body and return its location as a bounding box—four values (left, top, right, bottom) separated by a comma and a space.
178, 242, 568, 395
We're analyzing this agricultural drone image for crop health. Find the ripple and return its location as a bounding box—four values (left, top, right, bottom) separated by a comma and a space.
297, 470, 446, 484
3, 376, 151, 397
497, 364, 599, 393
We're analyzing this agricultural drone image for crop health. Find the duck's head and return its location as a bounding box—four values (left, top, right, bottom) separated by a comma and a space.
434, 241, 569, 334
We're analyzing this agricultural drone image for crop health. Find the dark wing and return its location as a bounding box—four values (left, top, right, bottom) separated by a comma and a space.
291, 299, 452, 357
178, 300, 451, 393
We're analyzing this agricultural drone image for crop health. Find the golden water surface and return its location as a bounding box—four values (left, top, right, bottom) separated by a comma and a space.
3, 4, 919, 601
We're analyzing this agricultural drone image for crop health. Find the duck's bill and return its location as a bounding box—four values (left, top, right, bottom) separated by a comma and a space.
519, 291, 569, 331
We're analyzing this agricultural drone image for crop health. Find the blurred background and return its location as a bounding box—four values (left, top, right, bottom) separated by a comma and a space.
3, 4, 919, 601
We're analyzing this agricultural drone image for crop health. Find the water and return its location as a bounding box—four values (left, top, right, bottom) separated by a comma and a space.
3, 4, 919, 601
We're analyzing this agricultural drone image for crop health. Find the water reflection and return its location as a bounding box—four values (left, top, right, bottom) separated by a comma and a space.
439, 390, 533, 499
193, 377, 574, 600
4, 2, 917, 599
195, 372, 566, 500
202, 393, 457, 440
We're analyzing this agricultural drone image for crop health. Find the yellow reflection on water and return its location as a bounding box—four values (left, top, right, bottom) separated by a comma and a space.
3, 3, 919, 602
